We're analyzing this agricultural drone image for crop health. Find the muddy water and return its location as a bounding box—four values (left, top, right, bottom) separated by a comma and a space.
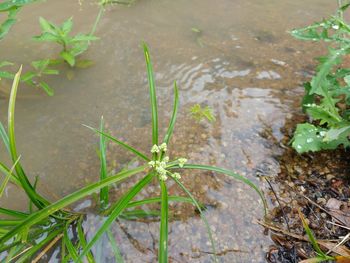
0, 0, 337, 262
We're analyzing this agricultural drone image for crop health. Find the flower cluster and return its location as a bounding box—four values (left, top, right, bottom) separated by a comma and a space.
148, 143, 187, 181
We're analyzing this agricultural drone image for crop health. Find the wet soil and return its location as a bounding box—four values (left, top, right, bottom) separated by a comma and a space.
263, 113, 350, 262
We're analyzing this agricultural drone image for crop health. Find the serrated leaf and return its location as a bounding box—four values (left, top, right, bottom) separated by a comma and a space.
301, 82, 315, 112
306, 104, 341, 126
292, 123, 349, 153
324, 125, 350, 142
60, 51, 75, 67
311, 48, 347, 96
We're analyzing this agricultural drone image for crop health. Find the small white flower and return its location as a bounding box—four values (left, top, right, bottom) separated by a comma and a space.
159, 143, 167, 152
151, 144, 160, 153
148, 161, 155, 168
160, 161, 167, 168
163, 156, 169, 162
178, 158, 188, 168
156, 166, 167, 176
159, 174, 168, 181
172, 172, 181, 179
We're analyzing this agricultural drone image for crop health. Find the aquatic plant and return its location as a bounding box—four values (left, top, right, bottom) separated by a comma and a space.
0, 60, 59, 96
33, 17, 98, 67
290, 2, 350, 153
0, 0, 40, 40
0, 44, 266, 262
190, 103, 216, 123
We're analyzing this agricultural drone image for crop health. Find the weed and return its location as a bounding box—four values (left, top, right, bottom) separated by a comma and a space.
290, 3, 350, 153
33, 17, 98, 67
190, 103, 216, 122
0, 44, 266, 262
0, 0, 39, 40
0, 60, 59, 96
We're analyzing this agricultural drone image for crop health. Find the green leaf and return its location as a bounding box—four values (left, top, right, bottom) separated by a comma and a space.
39, 82, 54, 96
301, 82, 315, 112
106, 229, 124, 263
0, 61, 14, 68
172, 164, 267, 214
0, 18, 17, 40
163, 82, 179, 145
33, 32, 60, 42
305, 104, 341, 126
60, 51, 76, 67
99, 117, 109, 210
291, 123, 349, 153
8, 67, 49, 208
311, 48, 348, 96
31, 59, 50, 71
83, 124, 150, 161
324, 125, 350, 142
0, 165, 146, 245
78, 173, 154, 262
38, 17, 57, 34
61, 17, 73, 34
0, 71, 15, 79
159, 181, 168, 263
20, 71, 36, 82
143, 43, 158, 146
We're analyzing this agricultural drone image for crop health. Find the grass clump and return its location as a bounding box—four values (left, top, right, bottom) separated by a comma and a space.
0, 44, 266, 262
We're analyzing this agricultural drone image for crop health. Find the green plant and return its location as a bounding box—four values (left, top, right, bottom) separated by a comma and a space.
190, 103, 216, 122
0, 60, 59, 96
0, 0, 40, 40
0, 44, 266, 262
33, 17, 98, 67
290, 3, 350, 153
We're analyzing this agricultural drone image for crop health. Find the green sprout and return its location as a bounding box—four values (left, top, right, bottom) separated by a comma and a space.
33, 17, 98, 67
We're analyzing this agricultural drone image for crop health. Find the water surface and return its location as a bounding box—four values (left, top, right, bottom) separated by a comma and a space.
0, 0, 337, 262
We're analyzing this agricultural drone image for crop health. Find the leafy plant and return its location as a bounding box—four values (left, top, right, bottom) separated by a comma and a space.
0, 60, 59, 96
290, 3, 350, 153
33, 17, 98, 67
0, 0, 39, 40
190, 103, 216, 122
0, 44, 266, 262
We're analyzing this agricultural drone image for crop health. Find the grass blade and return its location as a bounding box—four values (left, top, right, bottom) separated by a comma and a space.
171, 177, 218, 263
99, 117, 109, 210
163, 81, 179, 145
7, 67, 49, 209
173, 164, 267, 215
106, 229, 124, 263
0, 165, 147, 245
63, 225, 79, 262
83, 124, 150, 161
77, 218, 95, 263
0, 156, 21, 198
78, 173, 154, 262
0, 121, 10, 154
159, 181, 168, 263
143, 43, 158, 146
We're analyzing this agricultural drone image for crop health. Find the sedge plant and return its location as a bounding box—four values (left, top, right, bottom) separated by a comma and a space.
0, 44, 266, 262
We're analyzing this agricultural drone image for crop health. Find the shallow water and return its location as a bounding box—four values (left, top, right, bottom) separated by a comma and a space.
0, 0, 337, 262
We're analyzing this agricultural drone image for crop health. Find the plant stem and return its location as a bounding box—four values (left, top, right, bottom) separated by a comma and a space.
90, 7, 104, 37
